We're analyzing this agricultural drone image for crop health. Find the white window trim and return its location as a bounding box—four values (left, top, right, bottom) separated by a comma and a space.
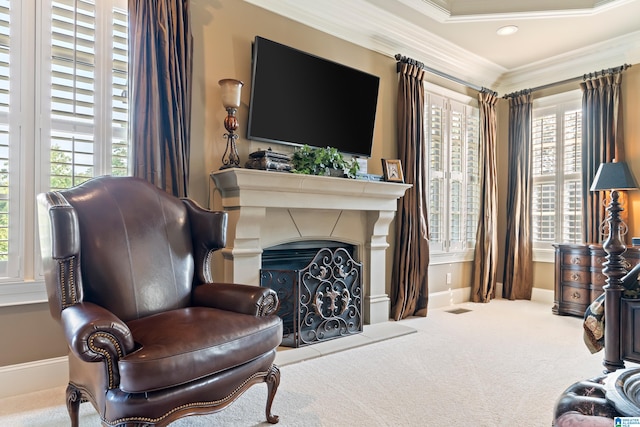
532, 89, 582, 263
424, 82, 478, 263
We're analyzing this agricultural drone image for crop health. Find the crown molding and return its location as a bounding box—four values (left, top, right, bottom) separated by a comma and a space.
497, 30, 640, 94
243, 0, 504, 89
399, 0, 635, 22
243, 0, 639, 96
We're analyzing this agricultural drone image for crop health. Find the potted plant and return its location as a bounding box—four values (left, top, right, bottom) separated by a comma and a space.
291, 145, 360, 178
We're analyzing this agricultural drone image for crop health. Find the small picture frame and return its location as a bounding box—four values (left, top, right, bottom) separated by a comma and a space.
382, 159, 404, 183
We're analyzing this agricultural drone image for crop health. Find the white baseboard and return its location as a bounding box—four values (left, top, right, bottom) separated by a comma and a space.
428, 286, 472, 309
428, 283, 554, 309
0, 356, 68, 399
531, 287, 554, 305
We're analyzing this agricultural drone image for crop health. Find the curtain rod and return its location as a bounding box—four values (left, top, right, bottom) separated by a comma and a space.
504, 63, 632, 98
395, 54, 496, 96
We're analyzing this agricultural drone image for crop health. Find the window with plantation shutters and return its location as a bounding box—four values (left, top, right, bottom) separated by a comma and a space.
425, 85, 480, 258
0, 0, 128, 298
45, 0, 129, 190
532, 91, 582, 248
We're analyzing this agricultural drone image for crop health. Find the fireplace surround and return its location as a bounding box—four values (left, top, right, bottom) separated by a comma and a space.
209, 168, 410, 324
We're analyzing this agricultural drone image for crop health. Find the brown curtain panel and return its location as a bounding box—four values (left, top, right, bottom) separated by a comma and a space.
390, 62, 430, 320
503, 92, 534, 300
581, 71, 624, 243
471, 89, 498, 303
129, 0, 193, 197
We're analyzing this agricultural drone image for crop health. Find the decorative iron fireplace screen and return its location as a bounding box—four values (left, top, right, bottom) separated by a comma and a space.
260, 245, 363, 347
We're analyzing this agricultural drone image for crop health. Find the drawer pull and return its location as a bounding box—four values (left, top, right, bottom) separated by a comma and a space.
570, 257, 582, 265
572, 291, 581, 300
570, 273, 581, 281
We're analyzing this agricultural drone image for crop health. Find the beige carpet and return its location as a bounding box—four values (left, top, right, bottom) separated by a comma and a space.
0, 299, 614, 426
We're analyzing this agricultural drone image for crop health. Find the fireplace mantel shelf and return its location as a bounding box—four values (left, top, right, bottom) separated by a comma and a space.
211, 168, 410, 211
209, 168, 411, 324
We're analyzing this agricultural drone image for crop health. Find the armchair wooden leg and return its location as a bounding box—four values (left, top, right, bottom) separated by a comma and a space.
265, 365, 281, 424
66, 383, 82, 427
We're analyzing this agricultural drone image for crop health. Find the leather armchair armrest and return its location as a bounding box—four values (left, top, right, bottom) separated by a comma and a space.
61, 302, 136, 363
193, 283, 280, 316
182, 199, 227, 284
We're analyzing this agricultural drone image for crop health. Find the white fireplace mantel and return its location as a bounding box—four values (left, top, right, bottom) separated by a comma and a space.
210, 168, 411, 324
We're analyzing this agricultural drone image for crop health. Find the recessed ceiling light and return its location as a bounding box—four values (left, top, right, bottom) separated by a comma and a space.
497, 25, 518, 36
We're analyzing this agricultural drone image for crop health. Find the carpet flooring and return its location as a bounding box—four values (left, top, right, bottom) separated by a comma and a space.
0, 299, 614, 426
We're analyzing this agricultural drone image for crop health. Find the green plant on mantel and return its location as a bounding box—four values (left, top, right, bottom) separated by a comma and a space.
290, 145, 360, 178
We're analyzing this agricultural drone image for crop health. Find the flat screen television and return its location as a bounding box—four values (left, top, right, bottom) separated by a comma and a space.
247, 36, 380, 158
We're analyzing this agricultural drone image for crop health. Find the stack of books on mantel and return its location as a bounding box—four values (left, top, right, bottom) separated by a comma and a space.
245, 149, 292, 172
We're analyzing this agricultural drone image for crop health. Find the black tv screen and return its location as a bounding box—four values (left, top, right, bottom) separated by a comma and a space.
247, 36, 380, 158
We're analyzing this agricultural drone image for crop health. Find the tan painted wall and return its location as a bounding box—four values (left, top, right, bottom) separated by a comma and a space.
0, 303, 67, 365
1, 0, 639, 366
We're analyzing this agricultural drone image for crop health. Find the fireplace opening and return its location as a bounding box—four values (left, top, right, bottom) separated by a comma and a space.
260, 240, 363, 347
262, 240, 356, 270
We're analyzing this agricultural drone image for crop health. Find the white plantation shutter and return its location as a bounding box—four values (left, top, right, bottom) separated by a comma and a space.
532, 93, 582, 246
425, 89, 480, 254
427, 94, 445, 251
43, 0, 129, 190
465, 109, 480, 246
111, 7, 128, 176
532, 113, 557, 242
449, 107, 463, 250
562, 109, 582, 242
0, 0, 12, 277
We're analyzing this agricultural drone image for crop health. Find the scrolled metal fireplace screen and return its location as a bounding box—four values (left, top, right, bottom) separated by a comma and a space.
260, 244, 363, 347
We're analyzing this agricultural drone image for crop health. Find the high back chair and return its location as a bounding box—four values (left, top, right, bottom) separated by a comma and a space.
37, 175, 283, 426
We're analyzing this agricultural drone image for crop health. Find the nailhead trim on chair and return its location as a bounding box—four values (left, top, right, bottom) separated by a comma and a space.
58, 256, 78, 309
258, 293, 279, 317
102, 369, 272, 426
88, 332, 124, 389
203, 249, 214, 283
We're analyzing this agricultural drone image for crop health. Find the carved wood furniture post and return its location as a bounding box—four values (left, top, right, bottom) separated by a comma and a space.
602, 190, 628, 372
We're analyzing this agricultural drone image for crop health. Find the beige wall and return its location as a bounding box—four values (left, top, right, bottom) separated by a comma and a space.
0, 303, 67, 366
1, 0, 639, 367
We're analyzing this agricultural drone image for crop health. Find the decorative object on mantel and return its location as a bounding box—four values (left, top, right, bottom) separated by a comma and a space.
355, 172, 384, 181
290, 145, 360, 178
590, 159, 638, 372
245, 148, 292, 171
382, 159, 404, 183
218, 78, 243, 169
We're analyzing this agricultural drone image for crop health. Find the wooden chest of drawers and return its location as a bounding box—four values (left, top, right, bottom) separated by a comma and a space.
553, 244, 640, 317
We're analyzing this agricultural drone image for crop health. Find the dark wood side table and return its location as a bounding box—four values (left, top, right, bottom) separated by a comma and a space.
553, 243, 640, 317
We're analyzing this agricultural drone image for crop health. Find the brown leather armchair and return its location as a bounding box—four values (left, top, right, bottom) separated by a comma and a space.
37, 176, 283, 426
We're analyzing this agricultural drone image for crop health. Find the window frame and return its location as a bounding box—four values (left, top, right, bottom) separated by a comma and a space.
531, 89, 583, 263
424, 82, 480, 265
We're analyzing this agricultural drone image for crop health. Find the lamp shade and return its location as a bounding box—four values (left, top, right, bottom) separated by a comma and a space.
219, 79, 244, 109
590, 161, 638, 191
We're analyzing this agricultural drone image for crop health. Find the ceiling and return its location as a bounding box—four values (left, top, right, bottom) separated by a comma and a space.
243, 0, 640, 94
